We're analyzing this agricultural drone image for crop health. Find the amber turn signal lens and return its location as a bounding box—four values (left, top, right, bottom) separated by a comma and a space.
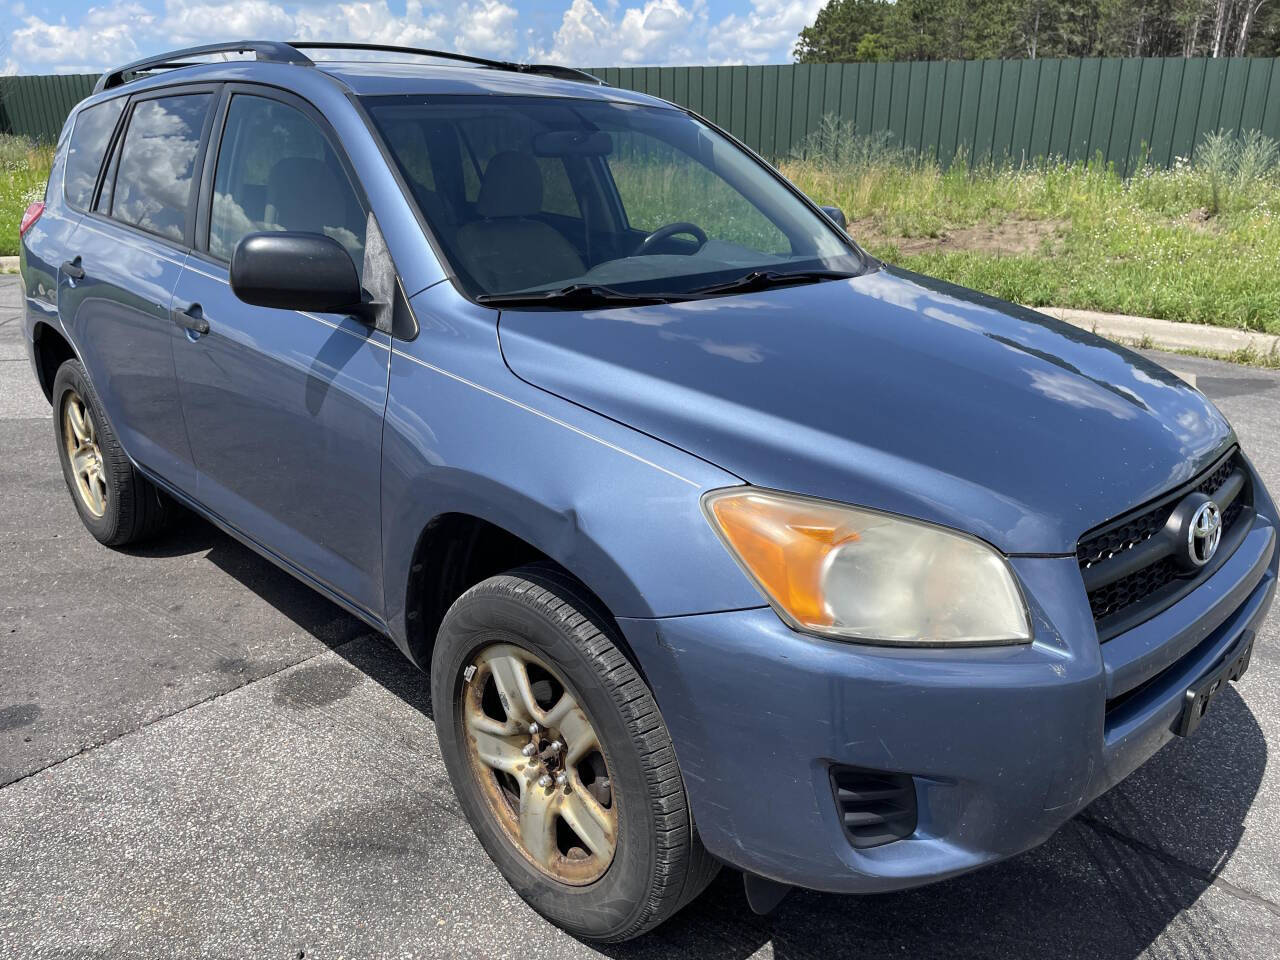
706, 491, 859, 627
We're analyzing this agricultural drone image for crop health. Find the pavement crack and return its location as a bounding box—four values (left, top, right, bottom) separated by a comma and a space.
0, 639, 362, 791
1076, 814, 1280, 917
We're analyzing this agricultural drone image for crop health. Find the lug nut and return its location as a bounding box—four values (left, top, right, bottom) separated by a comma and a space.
538, 774, 552, 788
528, 722, 540, 735
521, 743, 538, 757
549, 740, 563, 754
555, 772, 568, 786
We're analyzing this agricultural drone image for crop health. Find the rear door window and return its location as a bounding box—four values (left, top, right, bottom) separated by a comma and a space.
110, 93, 213, 243
64, 98, 125, 211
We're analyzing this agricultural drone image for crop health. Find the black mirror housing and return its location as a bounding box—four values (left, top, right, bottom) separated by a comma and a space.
819, 205, 847, 230
230, 232, 366, 316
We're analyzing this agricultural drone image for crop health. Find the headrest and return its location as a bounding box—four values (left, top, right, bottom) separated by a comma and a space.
265, 157, 347, 235
476, 151, 543, 218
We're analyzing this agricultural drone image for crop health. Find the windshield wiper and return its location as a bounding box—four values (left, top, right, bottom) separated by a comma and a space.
685, 269, 856, 297
475, 283, 686, 308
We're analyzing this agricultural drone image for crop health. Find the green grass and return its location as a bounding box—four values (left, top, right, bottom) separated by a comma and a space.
0, 135, 53, 257
780, 127, 1280, 333
609, 156, 793, 253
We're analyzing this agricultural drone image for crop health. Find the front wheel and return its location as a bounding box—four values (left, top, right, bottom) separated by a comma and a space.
431, 565, 719, 941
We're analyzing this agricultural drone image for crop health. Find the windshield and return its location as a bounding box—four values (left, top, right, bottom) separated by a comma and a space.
363, 94, 864, 303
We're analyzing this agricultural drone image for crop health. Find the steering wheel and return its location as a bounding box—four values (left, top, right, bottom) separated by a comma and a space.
635, 221, 709, 256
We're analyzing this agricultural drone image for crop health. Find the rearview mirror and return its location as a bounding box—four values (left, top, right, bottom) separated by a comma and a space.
532, 129, 613, 156
230, 232, 368, 318
819, 205, 847, 230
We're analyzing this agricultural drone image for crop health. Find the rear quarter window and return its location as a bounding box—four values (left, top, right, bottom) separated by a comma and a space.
63, 98, 126, 211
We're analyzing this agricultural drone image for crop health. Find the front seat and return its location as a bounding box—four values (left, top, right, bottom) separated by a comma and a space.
455, 151, 585, 292
265, 156, 364, 262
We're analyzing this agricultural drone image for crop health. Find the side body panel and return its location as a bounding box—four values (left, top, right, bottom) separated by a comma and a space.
170, 258, 392, 618
59, 218, 193, 490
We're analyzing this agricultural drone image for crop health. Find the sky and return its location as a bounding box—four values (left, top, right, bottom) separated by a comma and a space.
0, 0, 825, 75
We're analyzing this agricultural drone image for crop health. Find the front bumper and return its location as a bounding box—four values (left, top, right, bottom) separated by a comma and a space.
619, 508, 1277, 895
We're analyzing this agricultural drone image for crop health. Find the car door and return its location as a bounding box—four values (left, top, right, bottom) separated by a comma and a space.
170, 87, 390, 618
60, 88, 217, 493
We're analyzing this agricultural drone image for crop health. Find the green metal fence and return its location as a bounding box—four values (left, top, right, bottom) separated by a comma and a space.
0, 74, 99, 142
3, 58, 1280, 173
588, 57, 1280, 171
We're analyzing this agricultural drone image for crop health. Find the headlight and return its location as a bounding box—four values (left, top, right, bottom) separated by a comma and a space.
702, 488, 1031, 646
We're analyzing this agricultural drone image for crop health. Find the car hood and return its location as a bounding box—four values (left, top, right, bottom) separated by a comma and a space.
497, 266, 1234, 554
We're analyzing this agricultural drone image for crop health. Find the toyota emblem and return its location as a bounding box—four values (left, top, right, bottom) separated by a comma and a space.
1187, 500, 1222, 567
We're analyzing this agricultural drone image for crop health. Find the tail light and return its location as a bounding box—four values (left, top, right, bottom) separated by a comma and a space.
20, 201, 45, 236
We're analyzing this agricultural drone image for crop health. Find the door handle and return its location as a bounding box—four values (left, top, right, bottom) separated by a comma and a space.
172, 302, 210, 336
61, 257, 85, 281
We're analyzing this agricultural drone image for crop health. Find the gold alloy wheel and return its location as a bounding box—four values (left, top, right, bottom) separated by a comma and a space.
462, 643, 618, 885
62, 389, 107, 517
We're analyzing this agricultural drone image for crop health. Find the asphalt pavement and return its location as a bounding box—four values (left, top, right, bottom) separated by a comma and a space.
2, 274, 1279, 959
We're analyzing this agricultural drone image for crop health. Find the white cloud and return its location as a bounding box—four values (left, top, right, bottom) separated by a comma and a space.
12, 3, 155, 73
291, 1, 449, 47
532, 0, 707, 66
706, 0, 825, 64
453, 0, 520, 58
6, 0, 819, 73
162, 0, 296, 45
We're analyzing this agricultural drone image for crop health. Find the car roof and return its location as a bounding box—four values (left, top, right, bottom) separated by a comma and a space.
312, 60, 666, 107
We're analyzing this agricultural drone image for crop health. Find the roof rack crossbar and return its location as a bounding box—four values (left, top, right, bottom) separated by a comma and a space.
286, 42, 605, 85
93, 41, 313, 93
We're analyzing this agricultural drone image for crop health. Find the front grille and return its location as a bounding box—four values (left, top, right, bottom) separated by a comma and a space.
1088, 555, 1181, 622
830, 767, 917, 848
1078, 448, 1252, 640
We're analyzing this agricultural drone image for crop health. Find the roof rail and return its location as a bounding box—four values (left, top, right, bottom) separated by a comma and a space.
94, 41, 311, 93
288, 42, 605, 85
94, 40, 606, 95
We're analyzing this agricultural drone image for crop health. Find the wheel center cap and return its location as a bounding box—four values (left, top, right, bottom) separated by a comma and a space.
524, 722, 568, 786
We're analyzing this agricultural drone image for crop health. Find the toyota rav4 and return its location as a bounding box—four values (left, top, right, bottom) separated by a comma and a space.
19, 40, 1277, 942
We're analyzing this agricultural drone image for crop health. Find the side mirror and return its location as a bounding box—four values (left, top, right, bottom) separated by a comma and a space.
819, 205, 847, 230
230, 232, 368, 317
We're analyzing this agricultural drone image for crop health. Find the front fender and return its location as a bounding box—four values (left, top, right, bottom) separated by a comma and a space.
380, 286, 766, 654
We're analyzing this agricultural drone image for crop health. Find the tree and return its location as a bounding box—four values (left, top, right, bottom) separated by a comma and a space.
854, 32, 891, 60
1249, 0, 1280, 52
883, 0, 1026, 60
794, 0, 891, 62
794, 0, 1279, 60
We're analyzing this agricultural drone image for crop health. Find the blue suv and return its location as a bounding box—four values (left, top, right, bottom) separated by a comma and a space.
19, 41, 1277, 941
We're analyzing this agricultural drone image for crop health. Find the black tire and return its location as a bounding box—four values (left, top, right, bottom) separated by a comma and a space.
52, 358, 174, 547
432, 564, 720, 942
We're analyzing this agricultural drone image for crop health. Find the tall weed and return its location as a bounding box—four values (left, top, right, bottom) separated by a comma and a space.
779, 121, 1280, 332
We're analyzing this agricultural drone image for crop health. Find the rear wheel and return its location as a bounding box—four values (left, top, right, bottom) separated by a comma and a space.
432, 565, 719, 941
52, 359, 174, 546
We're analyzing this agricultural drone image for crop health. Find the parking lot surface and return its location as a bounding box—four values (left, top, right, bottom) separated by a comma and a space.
2, 274, 1279, 959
